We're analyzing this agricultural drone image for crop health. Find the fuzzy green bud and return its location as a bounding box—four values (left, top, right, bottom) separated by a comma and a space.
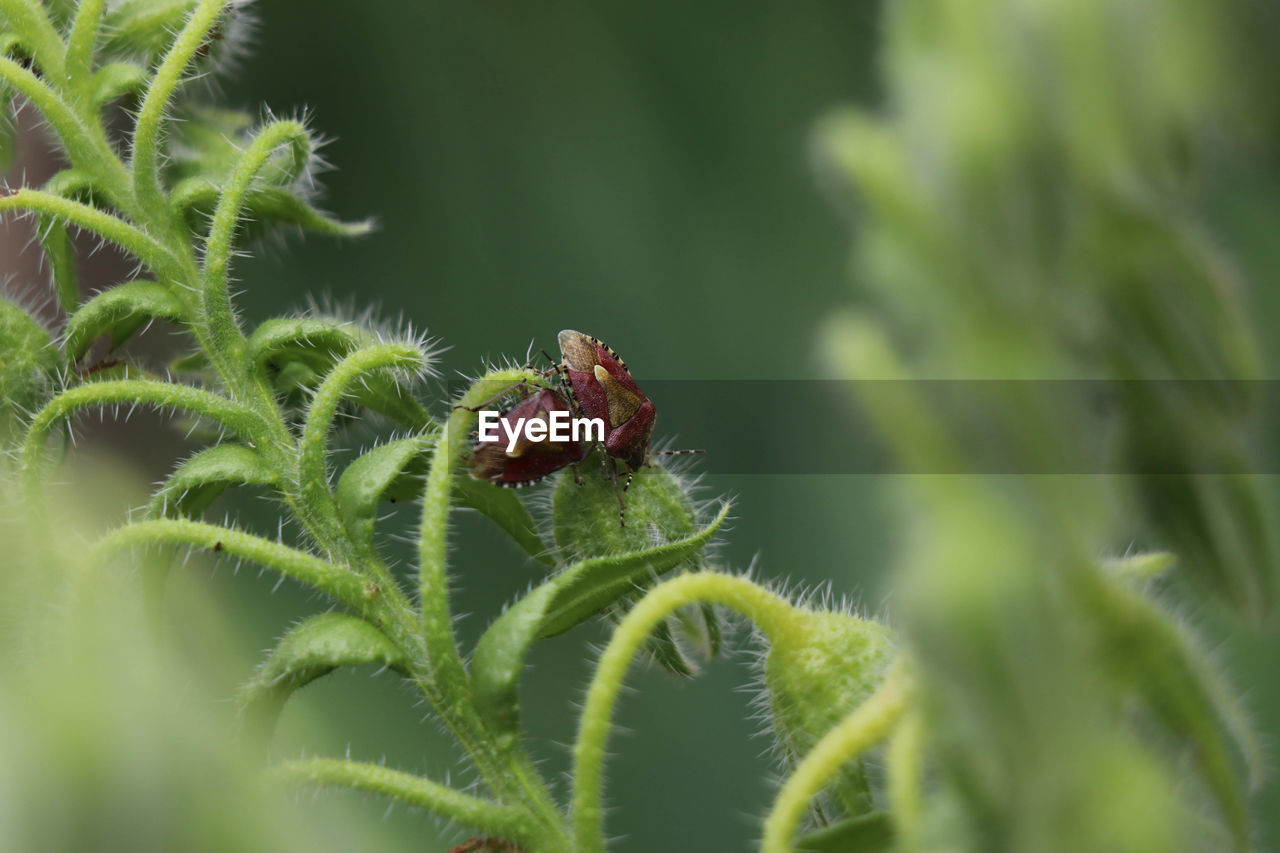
764, 607, 895, 818
553, 463, 722, 675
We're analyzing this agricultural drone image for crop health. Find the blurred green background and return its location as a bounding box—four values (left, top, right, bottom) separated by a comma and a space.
8, 1, 1280, 851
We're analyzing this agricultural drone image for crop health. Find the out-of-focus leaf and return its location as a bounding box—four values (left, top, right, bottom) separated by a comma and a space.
101, 0, 199, 59
1086, 575, 1256, 849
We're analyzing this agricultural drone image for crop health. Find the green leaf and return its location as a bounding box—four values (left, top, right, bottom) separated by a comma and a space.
64, 280, 188, 360
171, 178, 370, 239
101, 0, 200, 63
453, 473, 552, 567
149, 444, 278, 519
336, 436, 432, 547
1102, 551, 1177, 584
795, 812, 893, 853
247, 316, 363, 384
246, 317, 431, 429
241, 187, 372, 237
471, 501, 730, 731
92, 61, 147, 107
238, 612, 407, 738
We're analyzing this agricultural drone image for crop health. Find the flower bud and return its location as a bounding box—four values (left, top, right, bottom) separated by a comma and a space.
763, 606, 895, 817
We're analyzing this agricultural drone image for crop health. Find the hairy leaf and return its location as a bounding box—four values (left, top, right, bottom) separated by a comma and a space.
336, 435, 433, 547
149, 444, 278, 518
238, 612, 407, 738
64, 280, 188, 359
471, 501, 729, 731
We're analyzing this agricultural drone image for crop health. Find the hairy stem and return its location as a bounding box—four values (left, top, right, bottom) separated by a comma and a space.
94, 518, 376, 615
0, 0, 65, 80
131, 0, 228, 219
297, 343, 424, 540
201, 119, 310, 392
0, 190, 181, 281
269, 759, 541, 846
64, 0, 105, 96
571, 571, 796, 852
410, 368, 566, 845
22, 379, 266, 479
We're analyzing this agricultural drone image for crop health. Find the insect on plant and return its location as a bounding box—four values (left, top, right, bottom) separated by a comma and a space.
467, 386, 588, 486
553, 329, 702, 524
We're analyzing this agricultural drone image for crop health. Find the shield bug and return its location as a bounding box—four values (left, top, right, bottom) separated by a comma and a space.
467, 387, 588, 487
557, 329, 656, 471
555, 329, 702, 524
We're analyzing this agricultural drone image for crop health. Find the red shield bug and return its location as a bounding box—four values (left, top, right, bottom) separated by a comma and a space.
557, 329, 656, 472
555, 329, 703, 524
467, 387, 588, 487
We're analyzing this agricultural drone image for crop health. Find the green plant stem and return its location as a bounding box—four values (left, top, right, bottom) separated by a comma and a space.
0, 190, 181, 281
417, 369, 543, 685
298, 343, 424, 538
131, 0, 227, 220
270, 759, 539, 847
571, 571, 796, 853
201, 119, 310, 395
760, 663, 911, 853
22, 378, 266, 476
409, 368, 566, 847
94, 518, 377, 615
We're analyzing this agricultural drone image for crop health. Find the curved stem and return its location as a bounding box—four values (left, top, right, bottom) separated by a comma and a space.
571, 571, 796, 853
200, 119, 310, 382
94, 518, 375, 615
298, 342, 425, 537
0, 190, 182, 282
270, 759, 543, 848
760, 663, 911, 853
411, 369, 566, 844
23, 378, 265, 468
417, 369, 546, 689
131, 0, 228, 217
